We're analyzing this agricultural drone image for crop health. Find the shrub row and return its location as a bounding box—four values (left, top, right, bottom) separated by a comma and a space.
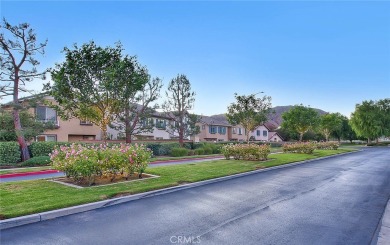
0, 142, 21, 165
19, 156, 51, 167
50, 143, 152, 186
316, 142, 339, 150
221, 143, 271, 161
282, 142, 317, 154
283, 141, 340, 154
170, 147, 189, 157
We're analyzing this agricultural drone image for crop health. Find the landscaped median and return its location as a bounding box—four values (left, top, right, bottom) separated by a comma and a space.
0, 149, 353, 220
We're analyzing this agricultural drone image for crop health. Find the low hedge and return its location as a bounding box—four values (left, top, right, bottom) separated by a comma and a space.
29, 142, 70, 157
19, 156, 51, 167
283, 142, 317, 154
316, 142, 339, 150
170, 147, 189, 157
221, 143, 271, 160
0, 142, 21, 165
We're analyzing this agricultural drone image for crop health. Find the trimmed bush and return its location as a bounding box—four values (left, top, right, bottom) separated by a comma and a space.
50, 143, 152, 185
221, 143, 271, 160
283, 142, 316, 154
20, 156, 51, 167
316, 142, 339, 150
194, 148, 205, 155
145, 143, 180, 156
170, 147, 189, 157
29, 142, 69, 157
0, 142, 21, 165
203, 146, 213, 155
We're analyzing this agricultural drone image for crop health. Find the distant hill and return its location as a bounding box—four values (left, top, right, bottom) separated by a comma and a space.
268, 106, 327, 127
208, 105, 328, 129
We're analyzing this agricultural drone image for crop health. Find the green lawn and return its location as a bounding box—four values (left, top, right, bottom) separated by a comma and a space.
0, 149, 353, 219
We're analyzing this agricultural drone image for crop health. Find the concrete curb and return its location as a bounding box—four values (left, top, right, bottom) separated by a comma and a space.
376, 197, 390, 245
0, 150, 359, 230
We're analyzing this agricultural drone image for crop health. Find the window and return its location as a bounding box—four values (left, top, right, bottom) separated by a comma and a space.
232, 127, 237, 134
209, 126, 217, 134
256, 130, 260, 136
263, 130, 268, 137
156, 137, 163, 140
218, 126, 226, 135
202, 125, 205, 130
156, 119, 166, 129
80, 119, 93, 125
218, 139, 224, 142
36, 106, 57, 124
238, 128, 242, 135
36, 135, 57, 142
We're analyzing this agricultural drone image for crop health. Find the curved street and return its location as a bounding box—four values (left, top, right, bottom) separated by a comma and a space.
1, 147, 389, 245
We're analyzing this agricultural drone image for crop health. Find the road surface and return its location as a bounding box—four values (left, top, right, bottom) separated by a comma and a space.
1, 147, 389, 245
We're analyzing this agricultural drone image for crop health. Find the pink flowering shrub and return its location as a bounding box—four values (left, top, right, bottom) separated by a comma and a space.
316, 142, 339, 150
282, 142, 317, 154
221, 143, 270, 161
50, 143, 152, 185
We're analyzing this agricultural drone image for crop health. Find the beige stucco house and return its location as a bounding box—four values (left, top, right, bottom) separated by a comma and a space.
3, 95, 102, 142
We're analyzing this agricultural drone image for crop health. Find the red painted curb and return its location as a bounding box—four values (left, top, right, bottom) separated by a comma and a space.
150, 156, 223, 164
0, 170, 60, 179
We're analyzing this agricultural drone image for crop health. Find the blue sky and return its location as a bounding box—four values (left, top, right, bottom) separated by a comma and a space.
1, 1, 389, 117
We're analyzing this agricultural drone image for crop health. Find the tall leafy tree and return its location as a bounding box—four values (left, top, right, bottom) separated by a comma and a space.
110, 65, 162, 143
0, 19, 47, 161
162, 74, 199, 146
47, 42, 147, 141
350, 99, 389, 143
226, 93, 273, 143
319, 113, 342, 141
331, 114, 357, 143
377, 98, 390, 137
281, 105, 320, 142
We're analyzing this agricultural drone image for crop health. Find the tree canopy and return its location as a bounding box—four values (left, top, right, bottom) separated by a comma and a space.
350, 99, 390, 143
281, 105, 320, 141
226, 93, 273, 143
319, 113, 342, 141
47, 41, 147, 141
162, 74, 199, 146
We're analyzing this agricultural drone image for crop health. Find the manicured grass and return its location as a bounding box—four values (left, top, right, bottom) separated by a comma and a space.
151, 154, 222, 162
0, 166, 52, 175
0, 149, 353, 219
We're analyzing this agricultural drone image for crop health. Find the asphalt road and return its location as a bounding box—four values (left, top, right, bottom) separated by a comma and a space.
1, 147, 389, 245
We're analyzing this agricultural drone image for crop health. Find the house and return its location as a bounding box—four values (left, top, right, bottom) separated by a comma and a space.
107, 112, 180, 140
195, 114, 284, 143
2, 95, 102, 142
267, 132, 284, 142
249, 125, 271, 141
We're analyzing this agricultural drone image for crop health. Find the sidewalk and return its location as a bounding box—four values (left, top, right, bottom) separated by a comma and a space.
377, 198, 390, 245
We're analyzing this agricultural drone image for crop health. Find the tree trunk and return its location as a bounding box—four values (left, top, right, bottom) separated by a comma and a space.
367, 138, 371, 144
13, 69, 30, 161
179, 128, 184, 147
299, 132, 303, 142
325, 134, 329, 142
125, 106, 132, 144
246, 130, 250, 144
102, 127, 107, 144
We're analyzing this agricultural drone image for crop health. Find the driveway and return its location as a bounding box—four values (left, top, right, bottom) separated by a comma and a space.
1, 147, 389, 245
